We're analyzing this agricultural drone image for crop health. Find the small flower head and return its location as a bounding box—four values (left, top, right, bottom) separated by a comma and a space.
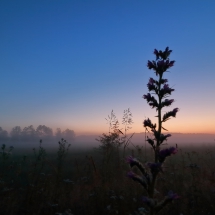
154, 49, 159, 60
162, 108, 179, 122
163, 60, 175, 70
143, 118, 152, 128
143, 93, 152, 102
170, 147, 177, 154
160, 78, 168, 84
157, 60, 165, 68
143, 93, 159, 109
146, 162, 162, 175
127, 171, 136, 179
149, 47, 175, 76
168, 60, 175, 67
149, 100, 159, 109
127, 171, 148, 189
146, 137, 154, 146
172, 108, 179, 117
159, 133, 172, 143
159, 147, 177, 163
162, 47, 173, 60
149, 77, 156, 84
161, 99, 174, 108
142, 196, 155, 207
160, 147, 177, 156
167, 190, 180, 200
153, 47, 173, 60
126, 156, 137, 165
147, 60, 156, 70
147, 78, 157, 92
160, 84, 175, 98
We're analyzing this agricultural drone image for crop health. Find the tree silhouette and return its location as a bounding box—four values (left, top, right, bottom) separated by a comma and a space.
0, 127, 8, 142
10, 126, 22, 141
62, 129, 75, 142
21, 125, 37, 141
36, 125, 53, 140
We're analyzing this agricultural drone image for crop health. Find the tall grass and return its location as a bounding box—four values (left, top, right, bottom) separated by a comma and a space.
0, 141, 215, 215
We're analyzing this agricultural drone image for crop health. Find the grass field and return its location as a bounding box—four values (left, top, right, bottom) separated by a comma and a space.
0, 141, 215, 215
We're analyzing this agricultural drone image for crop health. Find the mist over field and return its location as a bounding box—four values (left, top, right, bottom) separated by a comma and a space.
1, 124, 214, 149
74, 132, 215, 148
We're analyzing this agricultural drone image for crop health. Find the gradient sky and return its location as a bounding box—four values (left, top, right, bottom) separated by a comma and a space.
1, 1, 215, 135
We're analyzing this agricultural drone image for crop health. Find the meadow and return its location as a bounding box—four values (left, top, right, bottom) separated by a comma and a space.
1, 47, 215, 215
0, 139, 215, 215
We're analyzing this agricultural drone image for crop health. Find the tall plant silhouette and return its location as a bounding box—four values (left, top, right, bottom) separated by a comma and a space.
127, 47, 179, 215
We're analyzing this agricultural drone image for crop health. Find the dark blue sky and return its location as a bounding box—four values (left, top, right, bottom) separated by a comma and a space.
1, 1, 215, 134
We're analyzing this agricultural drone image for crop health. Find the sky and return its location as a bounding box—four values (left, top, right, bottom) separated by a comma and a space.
1, 0, 215, 136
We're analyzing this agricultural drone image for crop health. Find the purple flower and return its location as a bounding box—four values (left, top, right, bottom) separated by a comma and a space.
143, 94, 159, 109
127, 171, 136, 179
154, 49, 159, 60
163, 47, 172, 60
146, 138, 154, 146
160, 78, 168, 84
159, 147, 177, 162
149, 97, 158, 108
147, 56, 174, 76
156, 59, 175, 74
157, 60, 165, 67
153, 131, 171, 143
164, 60, 175, 70
162, 108, 179, 122
167, 191, 180, 200
172, 108, 179, 117
147, 83, 156, 92
146, 162, 162, 175
147, 60, 153, 69
156, 60, 166, 75
159, 134, 172, 143
126, 156, 137, 165
142, 196, 155, 207
154, 48, 163, 58
127, 171, 148, 189
149, 77, 156, 84
153, 47, 173, 61
147, 78, 157, 92
149, 100, 159, 109
147, 60, 156, 70
143, 93, 152, 102
160, 84, 175, 98
160, 147, 177, 156
161, 99, 174, 108
126, 156, 150, 182
168, 60, 175, 68
143, 118, 153, 128
170, 147, 177, 154
152, 129, 158, 137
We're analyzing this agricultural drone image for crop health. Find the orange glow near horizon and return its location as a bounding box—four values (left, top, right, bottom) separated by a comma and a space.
71, 122, 215, 136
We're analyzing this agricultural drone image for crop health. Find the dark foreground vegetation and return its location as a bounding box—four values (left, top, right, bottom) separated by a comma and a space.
0, 140, 215, 215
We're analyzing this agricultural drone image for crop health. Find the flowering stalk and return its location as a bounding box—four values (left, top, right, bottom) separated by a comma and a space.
127, 47, 179, 215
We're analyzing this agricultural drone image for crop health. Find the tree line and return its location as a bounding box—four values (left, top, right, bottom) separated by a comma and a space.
0, 125, 75, 143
